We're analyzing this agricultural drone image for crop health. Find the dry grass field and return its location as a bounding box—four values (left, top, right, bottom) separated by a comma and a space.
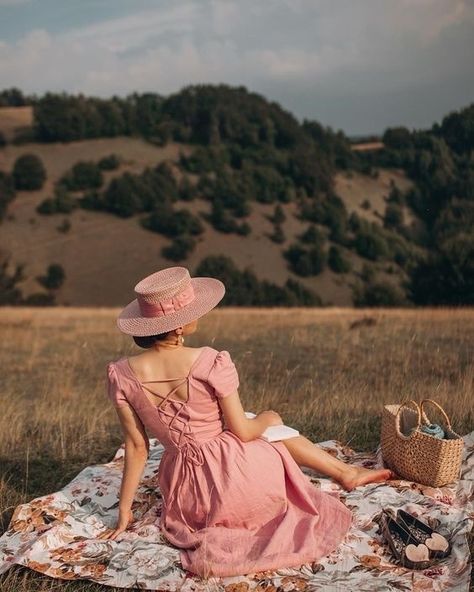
0, 306, 472, 590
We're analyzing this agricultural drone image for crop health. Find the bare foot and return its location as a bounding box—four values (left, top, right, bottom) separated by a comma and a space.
338, 466, 394, 492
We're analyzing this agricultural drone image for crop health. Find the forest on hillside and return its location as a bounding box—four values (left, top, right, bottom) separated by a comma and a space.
0, 85, 473, 306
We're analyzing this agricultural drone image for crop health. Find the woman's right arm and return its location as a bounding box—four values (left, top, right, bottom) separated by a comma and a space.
218, 390, 283, 442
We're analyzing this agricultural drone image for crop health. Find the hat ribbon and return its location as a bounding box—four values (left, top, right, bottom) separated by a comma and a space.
138, 283, 195, 318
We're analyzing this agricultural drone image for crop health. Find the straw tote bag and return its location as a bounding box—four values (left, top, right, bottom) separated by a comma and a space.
381, 399, 464, 487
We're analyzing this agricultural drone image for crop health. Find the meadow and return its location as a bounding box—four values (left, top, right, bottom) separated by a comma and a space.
0, 306, 472, 590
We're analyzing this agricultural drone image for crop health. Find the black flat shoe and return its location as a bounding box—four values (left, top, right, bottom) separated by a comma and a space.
380, 509, 435, 570
396, 509, 452, 560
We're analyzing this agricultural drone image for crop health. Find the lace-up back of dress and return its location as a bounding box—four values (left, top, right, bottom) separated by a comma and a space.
139, 376, 190, 409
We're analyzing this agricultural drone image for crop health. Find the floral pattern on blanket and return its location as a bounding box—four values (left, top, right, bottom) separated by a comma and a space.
0, 432, 473, 592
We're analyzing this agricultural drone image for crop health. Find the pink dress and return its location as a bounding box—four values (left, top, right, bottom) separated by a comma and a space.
106, 346, 352, 578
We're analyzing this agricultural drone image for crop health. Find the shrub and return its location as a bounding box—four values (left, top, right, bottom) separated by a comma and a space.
360, 263, 376, 283
384, 204, 404, 230
354, 280, 407, 307
284, 242, 326, 276
409, 234, 474, 305
36, 187, 77, 215
0, 172, 16, 222
269, 224, 285, 243
60, 161, 103, 191
284, 278, 322, 306
271, 204, 286, 224
382, 127, 412, 150
354, 228, 389, 261
204, 200, 250, 234
236, 221, 251, 236
194, 254, 322, 306
22, 292, 56, 306
348, 212, 361, 232
179, 176, 195, 201
36, 263, 65, 290
142, 206, 204, 238
103, 175, 144, 217
12, 154, 46, 190
299, 194, 348, 242
299, 224, 325, 246
0, 253, 24, 304
387, 184, 404, 205
162, 236, 196, 261
79, 190, 104, 210
180, 147, 226, 174
328, 246, 351, 273
98, 154, 121, 170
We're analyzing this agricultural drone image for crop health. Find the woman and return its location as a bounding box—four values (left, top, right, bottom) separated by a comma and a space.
99, 266, 392, 578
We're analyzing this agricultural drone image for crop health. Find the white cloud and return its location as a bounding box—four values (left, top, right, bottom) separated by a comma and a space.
62, 3, 198, 54
0, 1, 472, 132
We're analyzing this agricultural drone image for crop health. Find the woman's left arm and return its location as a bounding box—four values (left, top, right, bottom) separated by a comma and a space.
99, 405, 149, 540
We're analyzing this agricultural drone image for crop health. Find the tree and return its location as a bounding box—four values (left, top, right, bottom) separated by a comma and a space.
37, 186, 77, 215
384, 204, 404, 230
328, 246, 351, 273
0, 252, 24, 304
383, 127, 412, 150
0, 172, 16, 222
269, 224, 285, 243
98, 154, 120, 170
12, 154, 46, 190
284, 243, 326, 276
409, 234, 474, 305
354, 228, 389, 261
354, 280, 407, 307
60, 161, 103, 191
162, 236, 196, 261
37, 264, 65, 290
271, 204, 286, 224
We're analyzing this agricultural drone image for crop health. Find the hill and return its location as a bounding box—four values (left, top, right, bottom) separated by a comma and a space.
0, 85, 472, 307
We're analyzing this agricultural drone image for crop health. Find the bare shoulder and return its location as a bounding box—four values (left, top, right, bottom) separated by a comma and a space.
128, 346, 208, 359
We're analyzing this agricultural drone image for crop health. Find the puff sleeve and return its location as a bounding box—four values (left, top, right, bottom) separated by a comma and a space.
106, 362, 129, 408
207, 350, 240, 399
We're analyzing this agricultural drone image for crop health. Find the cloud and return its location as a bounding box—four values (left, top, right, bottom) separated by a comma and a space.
0, 0, 31, 5
62, 3, 198, 54
0, 0, 472, 133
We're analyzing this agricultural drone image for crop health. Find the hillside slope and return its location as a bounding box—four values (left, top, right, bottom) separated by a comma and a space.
0, 131, 411, 306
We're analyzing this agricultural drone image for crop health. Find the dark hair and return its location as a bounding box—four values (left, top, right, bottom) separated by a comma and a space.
133, 330, 175, 349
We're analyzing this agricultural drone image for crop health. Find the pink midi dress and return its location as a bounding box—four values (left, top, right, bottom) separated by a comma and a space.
106, 346, 353, 578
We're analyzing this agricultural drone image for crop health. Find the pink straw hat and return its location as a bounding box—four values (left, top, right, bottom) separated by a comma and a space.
117, 267, 225, 336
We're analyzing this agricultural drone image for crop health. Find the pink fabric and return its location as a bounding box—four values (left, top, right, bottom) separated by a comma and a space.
106, 346, 353, 578
138, 283, 195, 317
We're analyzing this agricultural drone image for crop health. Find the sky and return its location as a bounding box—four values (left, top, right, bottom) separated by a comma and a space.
0, 0, 473, 136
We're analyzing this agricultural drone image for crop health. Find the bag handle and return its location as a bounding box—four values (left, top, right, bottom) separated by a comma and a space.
420, 399, 452, 430
395, 399, 421, 438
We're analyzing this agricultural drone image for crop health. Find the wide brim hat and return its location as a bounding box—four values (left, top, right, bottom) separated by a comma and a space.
117, 266, 225, 336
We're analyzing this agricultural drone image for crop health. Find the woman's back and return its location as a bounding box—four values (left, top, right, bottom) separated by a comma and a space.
107, 346, 240, 447
106, 345, 353, 578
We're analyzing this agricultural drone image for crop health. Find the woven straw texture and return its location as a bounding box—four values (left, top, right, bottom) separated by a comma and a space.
117, 267, 225, 336
381, 399, 464, 487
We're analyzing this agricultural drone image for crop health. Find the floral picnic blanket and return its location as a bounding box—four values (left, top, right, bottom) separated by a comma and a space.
0, 433, 472, 591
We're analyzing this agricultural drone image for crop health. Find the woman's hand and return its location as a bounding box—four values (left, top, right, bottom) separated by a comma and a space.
98, 508, 134, 541
258, 410, 284, 428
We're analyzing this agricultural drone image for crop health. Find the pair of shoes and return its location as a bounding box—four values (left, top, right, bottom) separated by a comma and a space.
379, 508, 451, 570
397, 509, 451, 560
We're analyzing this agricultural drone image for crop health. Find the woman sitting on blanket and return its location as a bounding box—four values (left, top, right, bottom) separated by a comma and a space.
100, 267, 394, 578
